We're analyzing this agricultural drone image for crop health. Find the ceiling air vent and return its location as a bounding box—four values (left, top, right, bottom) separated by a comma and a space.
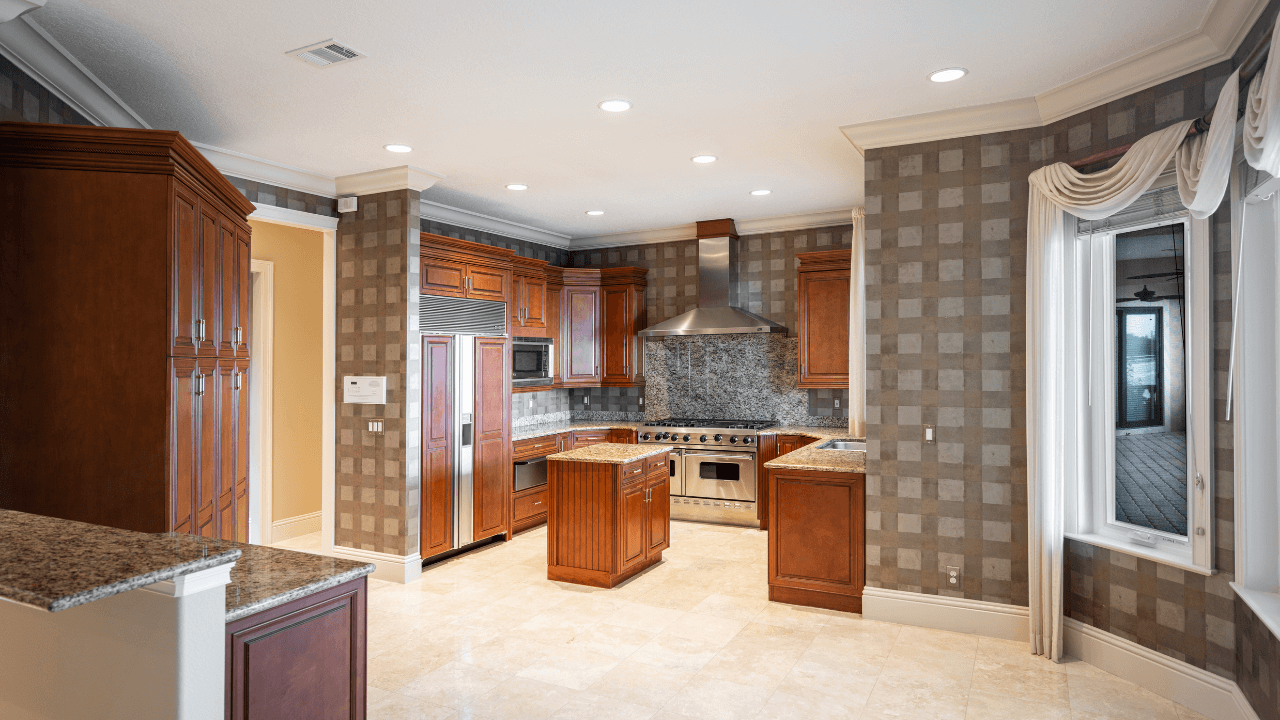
287, 39, 365, 68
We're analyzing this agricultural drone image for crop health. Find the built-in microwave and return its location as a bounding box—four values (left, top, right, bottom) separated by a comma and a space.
512, 336, 553, 387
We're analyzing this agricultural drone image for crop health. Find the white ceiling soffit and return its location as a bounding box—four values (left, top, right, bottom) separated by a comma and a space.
572, 208, 856, 250
419, 200, 571, 249
248, 202, 340, 231
334, 166, 445, 196
0, 16, 147, 128
841, 0, 1269, 151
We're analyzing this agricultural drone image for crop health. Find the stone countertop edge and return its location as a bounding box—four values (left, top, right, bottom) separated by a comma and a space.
758, 426, 858, 440
225, 562, 375, 623
764, 447, 866, 473
11, 550, 243, 613
547, 443, 674, 464
513, 421, 643, 441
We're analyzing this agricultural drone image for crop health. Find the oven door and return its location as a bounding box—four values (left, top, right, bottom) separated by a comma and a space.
681, 449, 756, 503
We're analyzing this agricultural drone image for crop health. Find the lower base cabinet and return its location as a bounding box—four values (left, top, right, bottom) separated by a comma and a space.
756, 434, 819, 530
225, 578, 367, 719
547, 452, 670, 588
766, 467, 865, 613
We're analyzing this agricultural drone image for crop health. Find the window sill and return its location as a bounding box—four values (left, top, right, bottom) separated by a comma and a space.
1232, 584, 1280, 641
1064, 531, 1213, 576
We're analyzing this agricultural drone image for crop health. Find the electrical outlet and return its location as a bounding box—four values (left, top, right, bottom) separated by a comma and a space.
834, 398, 840, 408
946, 565, 961, 588
584, 396, 590, 405
639, 397, 644, 405
528, 399, 533, 409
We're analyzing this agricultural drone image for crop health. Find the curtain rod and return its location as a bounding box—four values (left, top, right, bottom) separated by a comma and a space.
1066, 26, 1273, 170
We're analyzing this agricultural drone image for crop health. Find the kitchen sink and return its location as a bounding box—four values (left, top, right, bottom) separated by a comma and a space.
817, 439, 866, 452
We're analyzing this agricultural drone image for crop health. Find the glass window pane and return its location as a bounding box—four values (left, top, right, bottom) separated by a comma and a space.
1113, 224, 1188, 536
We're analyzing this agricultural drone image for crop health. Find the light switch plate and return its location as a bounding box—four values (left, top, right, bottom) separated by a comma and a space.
923, 424, 936, 444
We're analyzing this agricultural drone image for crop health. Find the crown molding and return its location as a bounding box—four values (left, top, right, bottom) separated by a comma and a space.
571, 208, 857, 251
0, 16, 148, 129
249, 202, 339, 231
335, 165, 445, 196
419, 199, 570, 249
192, 141, 337, 198
0, 0, 44, 24
841, 0, 1269, 150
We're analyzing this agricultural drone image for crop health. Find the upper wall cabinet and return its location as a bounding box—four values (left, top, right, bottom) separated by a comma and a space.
511, 256, 549, 333
601, 267, 647, 387
797, 250, 851, 388
420, 233, 514, 305
561, 270, 603, 386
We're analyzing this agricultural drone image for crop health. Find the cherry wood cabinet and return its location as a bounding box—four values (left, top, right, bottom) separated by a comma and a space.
609, 427, 637, 444
473, 336, 512, 542
420, 335, 455, 559
562, 271, 603, 386
225, 577, 367, 720
511, 257, 549, 332
419, 233, 514, 305
756, 434, 819, 530
570, 429, 611, 448
0, 123, 254, 538
547, 452, 670, 588
766, 466, 865, 613
601, 268, 648, 386
546, 267, 564, 383
797, 250, 852, 388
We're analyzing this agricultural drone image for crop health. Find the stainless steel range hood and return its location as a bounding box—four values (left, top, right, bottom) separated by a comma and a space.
638, 219, 788, 337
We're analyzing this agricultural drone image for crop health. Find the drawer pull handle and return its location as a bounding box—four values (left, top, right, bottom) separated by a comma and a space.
533, 501, 542, 505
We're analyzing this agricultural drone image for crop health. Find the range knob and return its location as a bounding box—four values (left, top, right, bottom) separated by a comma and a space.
640, 433, 651, 441
742, 436, 754, 445
682, 434, 691, 442
657, 432, 669, 440
713, 434, 723, 442
699, 435, 708, 443
729, 436, 738, 444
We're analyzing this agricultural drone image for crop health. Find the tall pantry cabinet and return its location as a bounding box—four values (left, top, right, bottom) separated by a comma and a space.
0, 123, 255, 541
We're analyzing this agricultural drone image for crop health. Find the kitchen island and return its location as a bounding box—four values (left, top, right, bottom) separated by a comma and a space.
0, 510, 373, 720
763, 437, 867, 613
546, 443, 672, 588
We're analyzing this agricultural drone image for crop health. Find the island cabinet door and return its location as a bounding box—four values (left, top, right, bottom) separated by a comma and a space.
472, 336, 511, 541
620, 479, 648, 571
226, 578, 367, 720
646, 471, 670, 555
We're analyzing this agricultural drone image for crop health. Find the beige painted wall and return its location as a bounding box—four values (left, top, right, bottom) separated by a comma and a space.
249, 220, 324, 523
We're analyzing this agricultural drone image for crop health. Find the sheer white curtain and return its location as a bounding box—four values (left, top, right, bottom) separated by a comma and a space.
1245, 19, 1280, 176
850, 207, 865, 438
1026, 63, 1241, 657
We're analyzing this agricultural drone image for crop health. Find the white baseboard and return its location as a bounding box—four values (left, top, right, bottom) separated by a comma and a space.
862, 586, 1030, 641
329, 544, 421, 584
270, 511, 322, 543
1063, 618, 1260, 720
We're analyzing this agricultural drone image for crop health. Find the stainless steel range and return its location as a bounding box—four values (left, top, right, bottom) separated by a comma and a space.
638, 418, 775, 527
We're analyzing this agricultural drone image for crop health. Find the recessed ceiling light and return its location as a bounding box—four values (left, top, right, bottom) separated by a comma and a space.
692, 155, 717, 164
928, 68, 967, 83
750, 189, 771, 196
384, 144, 413, 153
598, 99, 632, 112
585, 210, 604, 216
506, 184, 528, 190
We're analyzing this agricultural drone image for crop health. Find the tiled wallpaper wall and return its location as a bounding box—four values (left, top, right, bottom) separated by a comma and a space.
226, 176, 338, 217
334, 190, 421, 556
863, 57, 1240, 674
422, 218, 570, 266
571, 387, 645, 423
1237, 596, 1280, 720
512, 388, 571, 427
0, 55, 90, 125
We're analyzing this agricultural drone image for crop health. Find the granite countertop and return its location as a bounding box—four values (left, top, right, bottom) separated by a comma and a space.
758, 425, 851, 440
0, 510, 241, 612
215, 541, 374, 622
513, 420, 644, 441
549, 443, 674, 464
765, 437, 867, 473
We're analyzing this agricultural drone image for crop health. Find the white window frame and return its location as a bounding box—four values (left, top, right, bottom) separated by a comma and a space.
1231, 161, 1280, 637
1063, 181, 1215, 575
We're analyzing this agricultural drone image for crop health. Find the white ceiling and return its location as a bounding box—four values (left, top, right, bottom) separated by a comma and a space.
30, 0, 1215, 238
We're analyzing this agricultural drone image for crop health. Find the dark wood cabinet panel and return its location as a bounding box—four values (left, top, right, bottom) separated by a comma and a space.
473, 336, 511, 541
419, 234, 514, 306
570, 430, 610, 449
513, 434, 559, 460
225, 578, 367, 720
512, 486, 548, 533
235, 236, 251, 358
547, 452, 669, 588
546, 273, 563, 383
421, 336, 454, 558
767, 466, 865, 613
234, 359, 250, 543
757, 434, 818, 530
609, 428, 637, 444
421, 255, 468, 297
512, 260, 549, 332
797, 250, 851, 389
467, 264, 509, 302
217, 361, 238, 541
563, 286, 602, 385
0, 123, 254, 536
601, 269, 647, 387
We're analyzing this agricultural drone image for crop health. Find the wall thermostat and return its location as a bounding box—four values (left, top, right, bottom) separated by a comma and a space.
343, 376, 386, 404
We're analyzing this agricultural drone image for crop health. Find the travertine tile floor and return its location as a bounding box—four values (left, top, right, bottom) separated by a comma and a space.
276, 523, 1210, 720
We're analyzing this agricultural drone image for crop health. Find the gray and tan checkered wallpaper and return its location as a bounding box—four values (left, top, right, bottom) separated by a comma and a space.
0, 55, 91, 125
423, 219, 570, 267
226, 176, 337, 218
334, 189, 421, 556
864, 57, 1241, 676
1237, 595, 1280, 720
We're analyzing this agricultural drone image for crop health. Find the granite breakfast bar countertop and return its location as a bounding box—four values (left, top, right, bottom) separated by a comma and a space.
0, 509, 242, 612
548, 443, 674, 464
217, 541, 374, 622
765, 437, 867, 473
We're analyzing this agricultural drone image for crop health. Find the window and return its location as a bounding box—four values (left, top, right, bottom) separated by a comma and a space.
1062, 180, 1214, 574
